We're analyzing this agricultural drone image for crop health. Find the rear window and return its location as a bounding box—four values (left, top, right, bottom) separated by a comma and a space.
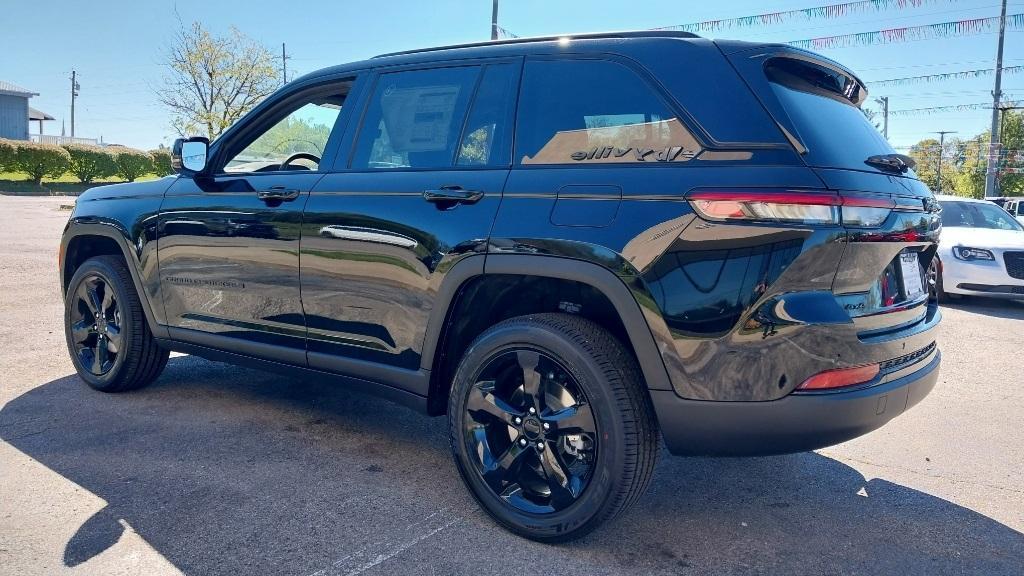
765, 58, 904, 175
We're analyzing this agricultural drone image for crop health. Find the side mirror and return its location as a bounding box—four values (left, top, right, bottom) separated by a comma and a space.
171, 136, 210, 175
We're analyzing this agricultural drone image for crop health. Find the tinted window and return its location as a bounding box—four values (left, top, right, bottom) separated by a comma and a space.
939, 201, 1024, 231
222, 83, 351, 173
352, 67, 478, 169
456, 63, 516, 167
515, 59, 701, 165
765, 58, 903, 175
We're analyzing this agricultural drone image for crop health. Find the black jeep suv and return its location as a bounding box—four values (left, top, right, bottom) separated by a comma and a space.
60, 31, 942, 541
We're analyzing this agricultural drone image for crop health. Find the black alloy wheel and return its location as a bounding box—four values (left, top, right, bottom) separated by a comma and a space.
449, 313, 658, 542
69, 274, 123, 376
464, 348, 598, 514
64, 255, 169, 392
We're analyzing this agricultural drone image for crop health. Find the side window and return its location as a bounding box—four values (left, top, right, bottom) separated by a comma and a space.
352, 66, 479, 170
223, 82, 352, 173
456, 63, 516, 167
515, 59, 702, 165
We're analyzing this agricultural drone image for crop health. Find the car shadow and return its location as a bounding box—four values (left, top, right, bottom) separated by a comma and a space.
2, 356, 1022, 575
940, 297, 1024, 320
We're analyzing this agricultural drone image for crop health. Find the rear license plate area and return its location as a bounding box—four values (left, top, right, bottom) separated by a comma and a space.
899, 252, 925, 300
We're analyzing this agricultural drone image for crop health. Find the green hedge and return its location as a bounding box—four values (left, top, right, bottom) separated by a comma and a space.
14, 142, 72, 185
0, 139, 15, 171
149, 148, 173, 176
63, 143, 118, 184
110, 146, 154, 182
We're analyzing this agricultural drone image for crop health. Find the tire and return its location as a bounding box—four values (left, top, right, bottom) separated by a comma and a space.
448, 313, 658, 542
64, 255, 169, 392
929, 258, 960, 303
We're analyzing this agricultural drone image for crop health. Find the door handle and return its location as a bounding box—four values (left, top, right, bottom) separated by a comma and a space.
257, 186, 300, 202
423, 186, 484, 205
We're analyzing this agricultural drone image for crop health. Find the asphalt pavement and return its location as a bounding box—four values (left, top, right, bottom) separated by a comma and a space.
1, 194, 1022, 575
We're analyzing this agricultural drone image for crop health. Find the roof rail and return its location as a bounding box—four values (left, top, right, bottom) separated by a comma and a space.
373, 30, 700, 59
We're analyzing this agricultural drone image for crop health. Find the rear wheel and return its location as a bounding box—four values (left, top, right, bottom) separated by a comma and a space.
448, 313, 658, 542
64, 256, 168, 392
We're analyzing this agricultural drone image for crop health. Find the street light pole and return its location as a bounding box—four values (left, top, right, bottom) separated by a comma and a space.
491, 0, 499, 40
934, 130, 957, 193
984, 0, 1008, 197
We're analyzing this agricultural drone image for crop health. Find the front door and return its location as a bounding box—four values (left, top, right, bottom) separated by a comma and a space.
300, 61, 520, 390
159, 77, 358, 364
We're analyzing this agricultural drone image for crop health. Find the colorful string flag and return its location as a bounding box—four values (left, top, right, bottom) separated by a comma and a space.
654, 0, 953, 33
888, 100, 1023, 117
791, 14, 1024, 49
866, 66, 1024, 88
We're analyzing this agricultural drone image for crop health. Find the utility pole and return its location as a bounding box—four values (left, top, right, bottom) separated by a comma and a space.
934, 130, 957, 193
281, 43, 290, 86
875, 96, 889, 139
70, 70, 79, 138
491, 0, 499, 40
984, 0, 1008, 197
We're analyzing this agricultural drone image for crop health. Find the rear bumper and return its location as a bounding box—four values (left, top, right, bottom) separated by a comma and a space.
651, 350, 941, 456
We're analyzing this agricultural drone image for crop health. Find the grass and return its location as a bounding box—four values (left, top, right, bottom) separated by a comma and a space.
0, 171, 162, 196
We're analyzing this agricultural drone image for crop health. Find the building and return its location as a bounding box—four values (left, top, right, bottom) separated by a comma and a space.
1, 80, 36, 140
2, 79, 103, 146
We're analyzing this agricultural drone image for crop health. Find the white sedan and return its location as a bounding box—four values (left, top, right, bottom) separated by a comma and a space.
931, 195, 1024, 300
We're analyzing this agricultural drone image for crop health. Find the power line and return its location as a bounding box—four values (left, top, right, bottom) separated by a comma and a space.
888, 98, 1022, 116
866, 65, 1024, 87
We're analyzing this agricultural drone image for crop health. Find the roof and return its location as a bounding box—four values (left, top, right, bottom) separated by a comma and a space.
373, 30, 700, 59
935, 195, 995, 203
28, 107, 54, 121
0, 80, 38, 98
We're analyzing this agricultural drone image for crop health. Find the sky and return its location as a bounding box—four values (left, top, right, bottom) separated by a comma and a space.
1, 0, 1020, 151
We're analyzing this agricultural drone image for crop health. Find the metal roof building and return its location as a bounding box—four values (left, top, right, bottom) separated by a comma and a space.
0, 80, 48, 140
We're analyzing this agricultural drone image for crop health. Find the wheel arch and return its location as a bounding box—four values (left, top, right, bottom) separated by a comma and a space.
422, 254, 673, 415
61, 221, 168, 339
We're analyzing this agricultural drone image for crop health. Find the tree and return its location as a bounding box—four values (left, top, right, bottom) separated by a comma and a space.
995, 110, 1024, 196
14, 142, 71, 185
159, 21, 280, 139
110, 147, 154, 182
0, 138, 16, 171
908, 138, 959, 194
63, 144, 117, 183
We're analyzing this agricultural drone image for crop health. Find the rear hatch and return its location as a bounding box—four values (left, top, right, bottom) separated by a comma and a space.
720, 41, 940, 334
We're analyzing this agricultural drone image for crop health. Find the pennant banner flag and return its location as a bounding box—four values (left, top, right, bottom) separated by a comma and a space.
655, 0, 952, 33
791, 14, 1024, 49
888, 100, 1022, 117
867, 66, 1024, 87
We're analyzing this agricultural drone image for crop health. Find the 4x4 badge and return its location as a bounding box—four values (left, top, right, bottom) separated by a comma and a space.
570, 146, 696, 162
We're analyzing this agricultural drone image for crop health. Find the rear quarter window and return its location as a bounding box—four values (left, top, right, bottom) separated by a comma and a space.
514, 58, 702, 165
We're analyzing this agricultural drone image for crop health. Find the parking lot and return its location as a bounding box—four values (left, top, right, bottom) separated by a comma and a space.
1, 194, 1022, 575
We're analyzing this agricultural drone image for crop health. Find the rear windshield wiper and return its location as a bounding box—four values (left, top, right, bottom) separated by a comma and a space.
865, 153, 916, 174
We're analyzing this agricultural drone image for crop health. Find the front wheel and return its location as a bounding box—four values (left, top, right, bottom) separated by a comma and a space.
448, 313, 658, 542
928, 257, 960, 303
64, 256, 169, 392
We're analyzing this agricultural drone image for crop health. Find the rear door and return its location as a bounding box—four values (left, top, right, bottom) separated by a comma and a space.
300, 60, 520, 390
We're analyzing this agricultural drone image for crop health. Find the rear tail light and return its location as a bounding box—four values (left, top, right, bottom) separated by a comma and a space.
687, 190, 896, 227
797, 363, 880, 391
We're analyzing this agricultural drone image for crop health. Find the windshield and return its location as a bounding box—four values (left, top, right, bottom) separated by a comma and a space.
765, 57, 910, 176
939, 201, 1024, 231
